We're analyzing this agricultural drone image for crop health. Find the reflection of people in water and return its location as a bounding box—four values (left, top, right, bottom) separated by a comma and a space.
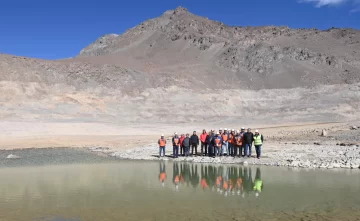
169, 163, 263, 197
200, 164, 209, 190
190, 164, 200, 188
159, 161, 167, 187
173, 162, 180, 191
253, 168, 263, 198
242, 167, 254, 198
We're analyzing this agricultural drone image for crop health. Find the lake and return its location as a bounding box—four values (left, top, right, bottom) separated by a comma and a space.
0, 148, 359, 221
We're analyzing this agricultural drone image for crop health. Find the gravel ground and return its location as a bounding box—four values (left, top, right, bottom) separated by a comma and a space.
86, 124, 360, 170
86, 142, 360, 170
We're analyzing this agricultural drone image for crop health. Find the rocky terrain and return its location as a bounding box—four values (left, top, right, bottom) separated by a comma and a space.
0, 7, 359, 155
103, 123, 360, 169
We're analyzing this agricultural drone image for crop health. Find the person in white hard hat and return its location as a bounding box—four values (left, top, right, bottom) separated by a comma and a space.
212, 131, 223, 157
158, 134, 166, 158
222, 128, 229, 156
253, 130, 264, 159
172, 132, 180, 158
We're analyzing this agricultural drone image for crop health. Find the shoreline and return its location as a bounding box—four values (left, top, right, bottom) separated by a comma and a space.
89, 141, 360, 170
1, 120, 359, 170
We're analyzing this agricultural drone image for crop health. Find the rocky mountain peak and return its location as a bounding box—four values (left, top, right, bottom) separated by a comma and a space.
173, 6, 188, 15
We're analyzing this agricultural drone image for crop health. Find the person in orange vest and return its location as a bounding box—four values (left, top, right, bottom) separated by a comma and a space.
228, 129, 236, 156
159, 161, 167, 187
235, 130, 244, 157
200, 129, 208, 156
158, 134, 166, 158
222, 128, 229, 156
212, 132, 223, 157
172, 132, 180, 158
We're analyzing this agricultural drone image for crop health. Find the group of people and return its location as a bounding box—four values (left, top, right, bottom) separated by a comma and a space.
158, 128, 264, 159
159, 162, 263, 197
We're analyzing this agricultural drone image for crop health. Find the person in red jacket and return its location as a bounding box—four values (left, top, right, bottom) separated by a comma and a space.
200, 129, 208, 156
179, 134, 185, 156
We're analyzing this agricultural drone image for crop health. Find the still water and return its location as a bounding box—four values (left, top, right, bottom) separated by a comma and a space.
0, 148, 360, 221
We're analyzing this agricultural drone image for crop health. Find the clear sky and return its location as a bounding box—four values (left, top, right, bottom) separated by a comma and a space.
0, 0, 359, 59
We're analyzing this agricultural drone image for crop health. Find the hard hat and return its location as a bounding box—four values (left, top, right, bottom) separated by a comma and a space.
161, 134, 164, 136
232, 129, 235, 131
241, 127, 245, 130
216, 131, 220, 135
219, 128, 223, 130
237, 130, 240, 133
224, 128, 228, 130
174, 132, 177, 135
255, 130, 259, 133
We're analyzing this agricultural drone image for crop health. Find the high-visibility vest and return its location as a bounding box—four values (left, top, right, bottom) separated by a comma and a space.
222, 134, 228, 142
253, 179, 263, 192
159, 138, 166, 147
173, 137, 180, 145
215, 137, 222, 147
254, 135, 263, 145
159, 172, 166, 182
236, 135, 243, 146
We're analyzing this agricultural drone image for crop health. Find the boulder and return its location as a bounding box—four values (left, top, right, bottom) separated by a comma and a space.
350, 126, 358, 130
6, 154, 21, 159
321, 129, 327, 137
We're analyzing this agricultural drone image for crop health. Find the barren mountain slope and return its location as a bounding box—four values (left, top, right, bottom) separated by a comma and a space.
77, 6, 360, 89
0, 7, 360, 131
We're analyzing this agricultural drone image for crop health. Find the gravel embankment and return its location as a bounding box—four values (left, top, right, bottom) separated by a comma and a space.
88, 142, 360, 169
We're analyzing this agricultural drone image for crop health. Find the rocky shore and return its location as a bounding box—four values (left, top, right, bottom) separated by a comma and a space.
87, 141, 360, 169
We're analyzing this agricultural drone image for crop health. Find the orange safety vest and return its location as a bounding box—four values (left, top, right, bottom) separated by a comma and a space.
216, 176, 222, 186
173, 137, 180, 145
223, 181, 229, 190
236, 135, 243, 146
222, 134, 228, 142
200, 178, 209, 189
215, 137, 222, 147
159, 138, 166, 147
159, 172, 166, 182
229, 134, 234, 144
174, 175, 180, 184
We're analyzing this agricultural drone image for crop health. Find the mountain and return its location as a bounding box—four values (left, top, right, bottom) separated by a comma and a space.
0, 7, 359, 126
76, 6, 360, 89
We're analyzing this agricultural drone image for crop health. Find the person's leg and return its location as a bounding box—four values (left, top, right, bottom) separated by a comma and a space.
248, 143, 252, 157
195, 145, 198, 155
226, 142, 230, 156
258, 145, 262, 158
244, 144, 248, 157
173, 146, 176, 158
233, 145, 237, 157
175, 146, 179, 158
159, 147, 161, 157
255, 145, 259, 158
205, 144, 208, 156
201, 142, 204, 155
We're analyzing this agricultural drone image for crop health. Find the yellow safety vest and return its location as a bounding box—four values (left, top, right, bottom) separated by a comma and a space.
254, 134, 263, 145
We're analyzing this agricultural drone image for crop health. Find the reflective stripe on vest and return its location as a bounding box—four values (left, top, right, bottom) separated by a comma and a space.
159, 138, 166, 146
254, 135, 262, 145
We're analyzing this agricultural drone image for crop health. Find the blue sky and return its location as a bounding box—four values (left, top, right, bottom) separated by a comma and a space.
0, 0, 359, 59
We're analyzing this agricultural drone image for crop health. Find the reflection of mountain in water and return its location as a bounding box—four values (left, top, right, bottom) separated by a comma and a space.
160, 162, 263, 197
